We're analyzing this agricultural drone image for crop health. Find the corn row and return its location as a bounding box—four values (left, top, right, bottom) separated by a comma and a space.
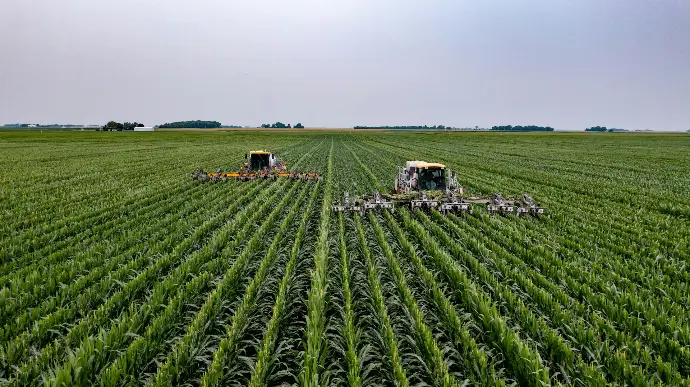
369, 211, 465, 387
444, 210, 688, 383
333, 212, 363, 387
9, 179, 286, 386
0, 180, 223, 328
198, 181, 313, 386
397, 208, 552, 386
100, 180, 309, 386
1, 180, 266, 383
0, 180, 231, 347
244, 180, 321, 387
352, 214, 409, 387
43, 180, 302, 387
381, 210, 505, 386
0, 178, 197, 280
0, 177, 192, 267
300, 141, 334, 387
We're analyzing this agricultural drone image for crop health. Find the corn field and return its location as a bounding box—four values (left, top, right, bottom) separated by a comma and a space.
1, 130, 689, 386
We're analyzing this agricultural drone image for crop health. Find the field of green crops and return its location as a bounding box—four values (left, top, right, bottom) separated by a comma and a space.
1, 130, 689, 386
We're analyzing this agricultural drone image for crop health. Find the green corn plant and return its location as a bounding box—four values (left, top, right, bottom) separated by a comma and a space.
381, 210, 505, 387
396, 209, 551, 386
237, 181, 321, 387
7, 144, 319, 385
11, 179, 290, 386
148, 143, 327, 387
44, 181, 303, 387
198, 181, 313, 386
369, 211, 463, 387
103, 181, 313, 387
300, 141, 334, 387
1, 180, 270, 383
353, 213, 409, 387
0, 180, 229, 341
448, 211, 686, 384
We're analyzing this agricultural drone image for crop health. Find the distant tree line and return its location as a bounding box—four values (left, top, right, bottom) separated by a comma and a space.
101, 121, 145, 131
157, 120, 221, 129
490, 125, 554, 132
586, 126, 632, 132
260, 122, 304, 128
353, 125, 447, 130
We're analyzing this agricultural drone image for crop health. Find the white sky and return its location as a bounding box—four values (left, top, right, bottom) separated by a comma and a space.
1, 0, 689, 130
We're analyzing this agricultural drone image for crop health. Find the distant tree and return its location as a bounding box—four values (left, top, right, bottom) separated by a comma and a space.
585, 126, 607, 132
101, 121, 144, 131
269, 122, 288, 128
123, 122, 144, 131
158, 120, 221, 129
102, 121, 121, 131
294, 122, 304, 128
260, 122, 296, 129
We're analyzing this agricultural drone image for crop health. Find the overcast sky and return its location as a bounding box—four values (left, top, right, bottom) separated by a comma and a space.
1, 0, 688, 130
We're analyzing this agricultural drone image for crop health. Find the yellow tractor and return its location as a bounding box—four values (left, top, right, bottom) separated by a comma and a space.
333, 160, 545, 216
190, 150, 321, 182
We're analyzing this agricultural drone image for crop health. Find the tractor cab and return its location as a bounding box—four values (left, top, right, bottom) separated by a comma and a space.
417, 164, 446, 191
395, 161, 453, 193
246, 151, 274, 171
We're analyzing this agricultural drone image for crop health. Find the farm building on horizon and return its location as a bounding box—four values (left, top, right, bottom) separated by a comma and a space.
134, 127, 155, 132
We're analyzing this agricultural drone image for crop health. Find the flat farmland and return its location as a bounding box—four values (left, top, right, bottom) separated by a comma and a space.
0, 131, 689, 386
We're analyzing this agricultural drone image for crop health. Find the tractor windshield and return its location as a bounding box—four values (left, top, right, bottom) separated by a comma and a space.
419, 167, 445, 190
250, 153, 270, 170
